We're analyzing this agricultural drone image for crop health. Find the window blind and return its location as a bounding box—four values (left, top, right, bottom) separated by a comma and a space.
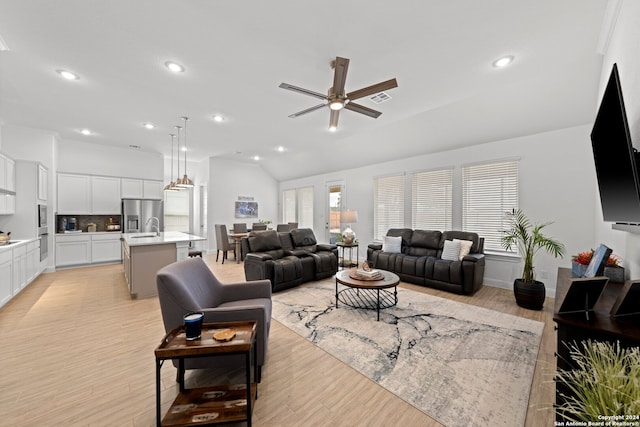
298, 186, 314, 228
411, 168, 453, 231
462, 160, 519, 252
374, 174, 405, 240
282, 186, 314, 228
283, 189, 296, 223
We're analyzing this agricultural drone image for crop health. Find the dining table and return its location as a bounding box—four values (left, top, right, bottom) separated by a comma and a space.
228, 232, 248, 264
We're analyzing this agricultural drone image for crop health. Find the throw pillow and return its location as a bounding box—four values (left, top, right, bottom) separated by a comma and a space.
382, 235, 402, 253
454, 239, 474, 260
441, 240, 462, 261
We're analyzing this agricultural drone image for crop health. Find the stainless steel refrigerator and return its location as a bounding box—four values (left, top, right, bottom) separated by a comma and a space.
122, 199, 164, 233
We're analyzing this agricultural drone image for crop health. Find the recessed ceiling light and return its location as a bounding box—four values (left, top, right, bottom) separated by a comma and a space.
492, 55, 514, 68
164, 61, 185, 73
212, 114, 224, 123
143, 123, 155, 130
276, 146, 285, 152
80, 129, 92, 135
252, 155, 260, 161
329, 126, 337, 132
57, 69, 79, 80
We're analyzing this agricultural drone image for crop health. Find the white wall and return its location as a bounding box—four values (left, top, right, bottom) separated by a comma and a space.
58, 139, 163, 179
280, 124, 598, 296
207, 157, 278, 252
594, 0, 640, 280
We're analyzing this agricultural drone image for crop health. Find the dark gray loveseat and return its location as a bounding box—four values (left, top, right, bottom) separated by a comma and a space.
367, 229, 485, 295
243, 228, 338, 292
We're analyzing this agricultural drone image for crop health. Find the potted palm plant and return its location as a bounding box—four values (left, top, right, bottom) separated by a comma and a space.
501, 209, 565, 310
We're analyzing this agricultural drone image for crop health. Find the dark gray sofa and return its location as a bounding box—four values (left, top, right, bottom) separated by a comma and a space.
243, 228, 338, 292
367, 229, 485, 295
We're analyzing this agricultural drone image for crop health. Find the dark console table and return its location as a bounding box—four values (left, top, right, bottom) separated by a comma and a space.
553, 267, 640, 421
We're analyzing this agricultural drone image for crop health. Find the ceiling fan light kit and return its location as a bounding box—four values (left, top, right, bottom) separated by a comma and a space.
279, 56, 398, 131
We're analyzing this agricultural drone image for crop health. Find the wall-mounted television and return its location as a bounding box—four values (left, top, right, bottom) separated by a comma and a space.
591, 63, 640, 224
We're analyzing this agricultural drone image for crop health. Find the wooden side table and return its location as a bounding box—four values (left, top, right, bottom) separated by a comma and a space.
154, 321, 257, 426
336, 242, 359, 269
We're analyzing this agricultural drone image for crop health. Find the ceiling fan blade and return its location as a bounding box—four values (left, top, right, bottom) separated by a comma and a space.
329, 109, 340, 128
344, 102, 382, 118
279, 83, 328, 101
332, 57, 350, 97
288, 103, 327, 118
347, 78, 398, 101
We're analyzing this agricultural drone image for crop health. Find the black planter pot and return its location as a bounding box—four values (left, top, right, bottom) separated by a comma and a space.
513, 279, 545, 310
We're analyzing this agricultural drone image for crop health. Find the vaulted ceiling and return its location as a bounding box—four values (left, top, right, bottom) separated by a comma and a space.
0, 0, 609, 180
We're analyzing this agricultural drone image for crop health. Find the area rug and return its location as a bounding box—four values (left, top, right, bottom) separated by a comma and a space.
271, 281, 544, 427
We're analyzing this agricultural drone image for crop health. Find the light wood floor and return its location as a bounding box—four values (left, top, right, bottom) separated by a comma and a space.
0, 256, 556, 426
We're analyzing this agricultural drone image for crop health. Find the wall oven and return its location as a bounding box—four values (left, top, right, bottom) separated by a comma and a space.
38, 205, 48, 261
39, 231, 48, 262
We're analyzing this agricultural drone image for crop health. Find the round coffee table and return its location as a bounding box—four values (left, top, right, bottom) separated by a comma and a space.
335, 269, 400, 321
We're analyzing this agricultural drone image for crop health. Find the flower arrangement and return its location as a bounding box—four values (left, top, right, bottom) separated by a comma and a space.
572, 249, 621, 267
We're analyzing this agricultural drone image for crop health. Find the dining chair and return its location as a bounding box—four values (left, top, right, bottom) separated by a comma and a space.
214, 224, 235, 263
233, 223, 248, 233
276, 223, 290, 232
251, 223, 267, 231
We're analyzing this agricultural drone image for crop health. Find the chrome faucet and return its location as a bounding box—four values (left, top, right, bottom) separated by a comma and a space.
145, 217, 160, 236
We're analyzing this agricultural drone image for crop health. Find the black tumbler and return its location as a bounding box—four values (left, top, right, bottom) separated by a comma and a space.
183, 312, 204, 341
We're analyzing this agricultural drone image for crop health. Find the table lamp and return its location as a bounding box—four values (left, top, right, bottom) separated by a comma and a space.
340, 210, 358, 244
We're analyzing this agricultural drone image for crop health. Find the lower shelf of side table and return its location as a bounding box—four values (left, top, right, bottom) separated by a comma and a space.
162, 384, 257, 426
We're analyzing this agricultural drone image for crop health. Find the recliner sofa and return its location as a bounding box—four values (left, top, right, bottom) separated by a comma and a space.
243, 228, 338, 292
367, 229, 485, 295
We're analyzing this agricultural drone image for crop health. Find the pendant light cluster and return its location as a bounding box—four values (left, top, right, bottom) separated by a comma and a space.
164, 116, 194, 191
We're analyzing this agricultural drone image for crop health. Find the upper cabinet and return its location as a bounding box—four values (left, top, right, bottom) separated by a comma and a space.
121, 178, 143, 199
58, 174, 162, 214
143, 180, 163, 200
91, 176, 121, 214
121, 178, 163, 200
0, 153, 17, 215
57, 174, 91, 214
37, 164, 47, 203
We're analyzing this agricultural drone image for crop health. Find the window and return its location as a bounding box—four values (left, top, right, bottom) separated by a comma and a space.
411, 168, 453, 231
283, 186, 314, 228
374, 174, 405, 240
462, 159, 519, 252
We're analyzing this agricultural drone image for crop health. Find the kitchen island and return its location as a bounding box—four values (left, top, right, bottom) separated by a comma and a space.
122, 231, 206, 299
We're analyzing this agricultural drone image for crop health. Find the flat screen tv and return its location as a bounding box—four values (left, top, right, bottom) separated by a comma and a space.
591, 63, 640, 224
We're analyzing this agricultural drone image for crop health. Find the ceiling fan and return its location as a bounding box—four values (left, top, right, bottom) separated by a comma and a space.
279, 56, 398, 131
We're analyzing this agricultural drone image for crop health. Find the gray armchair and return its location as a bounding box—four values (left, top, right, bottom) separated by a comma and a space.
156, 257, 272, 382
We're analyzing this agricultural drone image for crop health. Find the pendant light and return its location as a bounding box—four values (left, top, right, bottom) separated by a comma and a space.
163, 133, 178, 191
174, 125, 183, 190
176, 116, 194, 188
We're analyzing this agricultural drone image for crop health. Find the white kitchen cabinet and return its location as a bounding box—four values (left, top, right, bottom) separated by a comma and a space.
0, 250, 13, 307
6, 158, 15, 192
121, 178, 143, 199
26, 241, 39, 284
58, 173, 91, 214
38, 164, 48, 202
91, 176, 121, 214
0, 194, 16, 215
143, 180, 163, 199
91, 233, 122, 263
12, 245, 26, 295
0, 154, 6, 191
122, 178, 163, 200
55, 234, 91, 267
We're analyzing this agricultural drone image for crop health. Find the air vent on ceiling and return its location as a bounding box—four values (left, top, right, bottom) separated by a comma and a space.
129, 144, 141, 149
369, 91, 392, 104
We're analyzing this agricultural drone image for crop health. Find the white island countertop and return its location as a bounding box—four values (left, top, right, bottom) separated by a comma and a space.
122, 231, 206, 247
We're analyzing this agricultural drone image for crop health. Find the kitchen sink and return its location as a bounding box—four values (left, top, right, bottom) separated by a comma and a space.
130, 233, 159, 238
